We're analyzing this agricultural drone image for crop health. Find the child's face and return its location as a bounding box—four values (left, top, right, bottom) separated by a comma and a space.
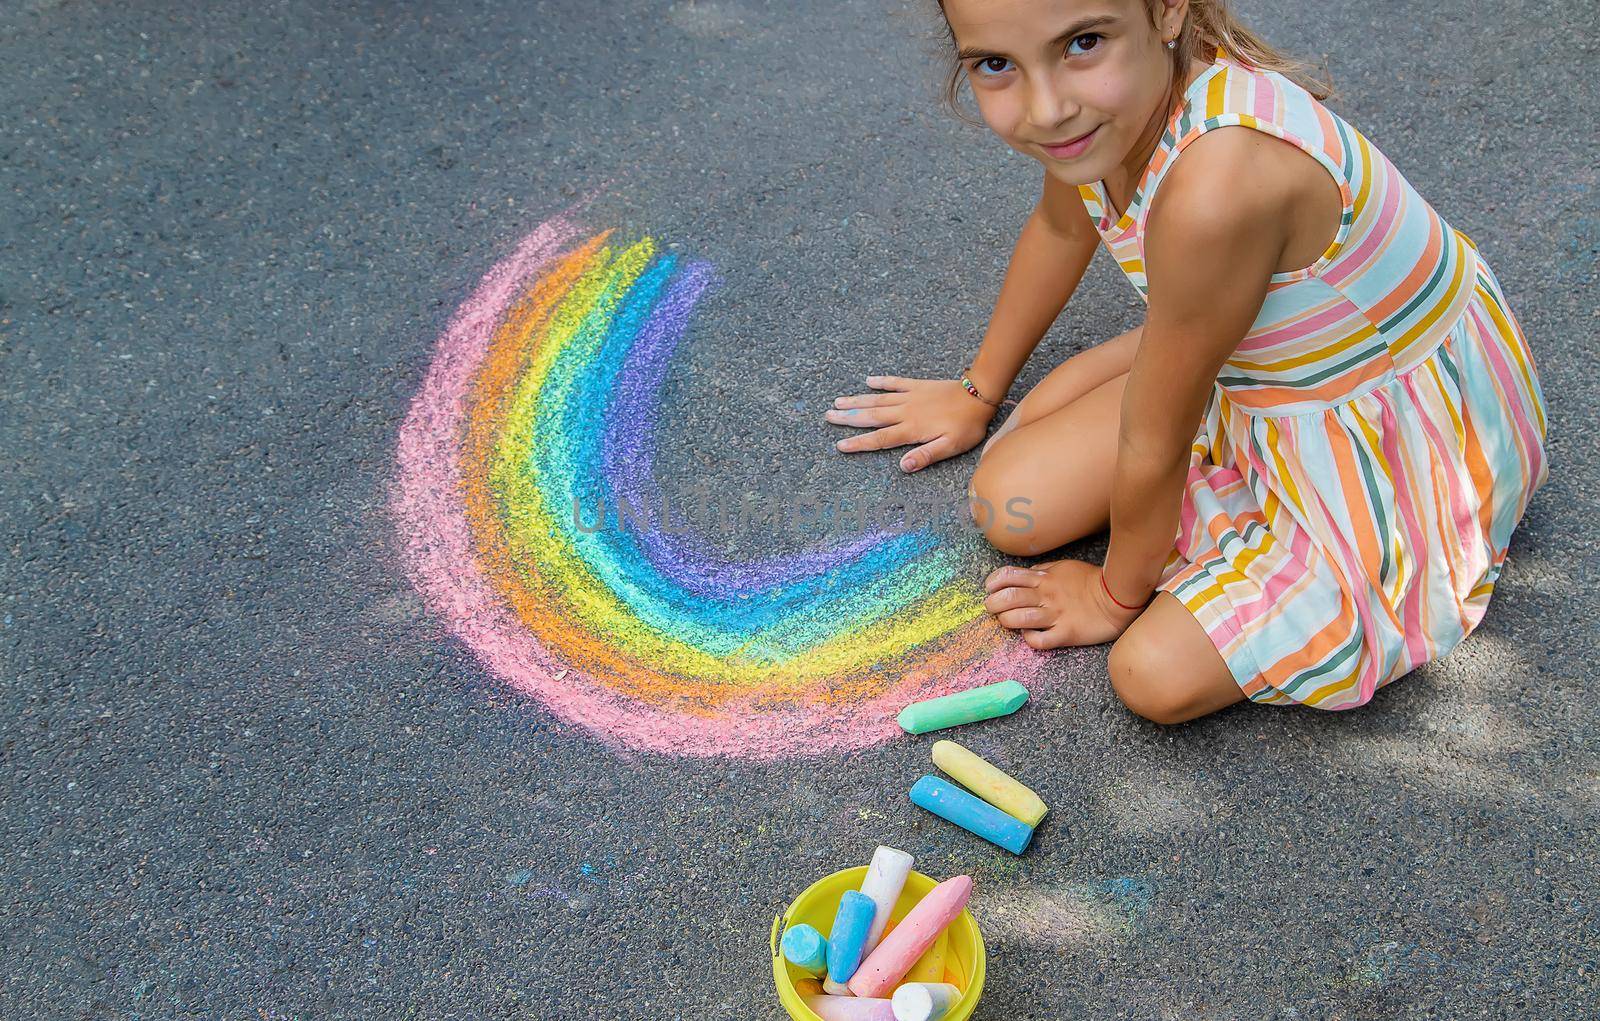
943, 0, 1182, 186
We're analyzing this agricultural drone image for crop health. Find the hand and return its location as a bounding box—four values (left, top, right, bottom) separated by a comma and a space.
982, 559, 1145, 649
827, 375, 998, 473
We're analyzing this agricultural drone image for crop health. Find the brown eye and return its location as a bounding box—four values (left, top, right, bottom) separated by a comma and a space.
1067, 33, 1102, 56
973, 56, 1014, 78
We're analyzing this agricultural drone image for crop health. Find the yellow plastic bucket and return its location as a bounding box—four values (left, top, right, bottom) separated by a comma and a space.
770, 866, 985, 1021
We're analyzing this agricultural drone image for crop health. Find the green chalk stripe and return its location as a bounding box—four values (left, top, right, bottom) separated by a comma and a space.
896, 679, 1029, 735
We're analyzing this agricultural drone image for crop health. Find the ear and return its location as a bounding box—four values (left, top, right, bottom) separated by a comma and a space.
1157, 0, 1191, 41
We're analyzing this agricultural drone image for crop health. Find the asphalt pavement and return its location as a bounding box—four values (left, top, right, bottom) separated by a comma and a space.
2, 0, 1597, 1017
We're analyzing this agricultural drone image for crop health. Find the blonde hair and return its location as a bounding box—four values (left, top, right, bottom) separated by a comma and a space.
933, 0, 1337, 126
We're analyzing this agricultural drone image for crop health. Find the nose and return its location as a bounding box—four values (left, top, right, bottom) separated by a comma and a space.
1025, 75, 1077, 135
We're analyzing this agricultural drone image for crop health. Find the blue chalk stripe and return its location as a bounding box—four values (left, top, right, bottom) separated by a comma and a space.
910, 774, 1035, 854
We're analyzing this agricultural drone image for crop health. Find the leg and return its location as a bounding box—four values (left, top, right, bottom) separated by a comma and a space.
980, 323, 1144, 459
967, 370, 1127, 556
1107, 592, 1247, 724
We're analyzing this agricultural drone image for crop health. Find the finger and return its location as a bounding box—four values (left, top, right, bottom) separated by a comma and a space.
996, 606, 1054, 630
899, 436, 956, 473
824, 407, 899, 428
1023, 625, 1073, 650
835, 424, 911, 453
984, 565, 1045, 593
983, 584, 1042, 616
864, 375, 913, 391
833, 393, 908, 410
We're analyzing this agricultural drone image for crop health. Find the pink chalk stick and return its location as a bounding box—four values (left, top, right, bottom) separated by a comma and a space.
802, 994, 896, 1021
846, 875, 972, 998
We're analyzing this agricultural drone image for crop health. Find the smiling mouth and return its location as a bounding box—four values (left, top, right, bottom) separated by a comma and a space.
1042, 128, 1096, 147
1036, 128, 1100, 158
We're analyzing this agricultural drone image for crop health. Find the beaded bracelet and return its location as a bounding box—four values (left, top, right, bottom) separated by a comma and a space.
960, 372, 1003, 407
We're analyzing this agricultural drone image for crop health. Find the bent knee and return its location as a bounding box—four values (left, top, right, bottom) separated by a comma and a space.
1108, 629, 1198, 726
978, 410, 1023, 461
967, 462, 1041, 556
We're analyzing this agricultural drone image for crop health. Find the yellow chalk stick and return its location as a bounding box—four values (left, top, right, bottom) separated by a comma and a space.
931, 739, 1048, 827
904, 928, 947, 985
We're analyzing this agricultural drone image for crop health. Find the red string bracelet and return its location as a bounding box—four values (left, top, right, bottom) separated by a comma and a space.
1100, 566, 1152, 611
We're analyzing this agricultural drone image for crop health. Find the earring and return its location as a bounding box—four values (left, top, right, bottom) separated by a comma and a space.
1165, 38, 1176, 49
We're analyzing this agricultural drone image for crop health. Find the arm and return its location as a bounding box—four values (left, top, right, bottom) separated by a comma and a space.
965, 170, 1102, 403
1101, 130, 1292, 608
827, 172, 1101, 473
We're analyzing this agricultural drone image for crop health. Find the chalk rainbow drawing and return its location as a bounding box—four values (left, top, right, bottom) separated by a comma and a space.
390, 197, 1051, 758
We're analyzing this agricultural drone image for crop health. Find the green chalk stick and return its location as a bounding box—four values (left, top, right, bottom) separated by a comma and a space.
896, 680, 1029, 735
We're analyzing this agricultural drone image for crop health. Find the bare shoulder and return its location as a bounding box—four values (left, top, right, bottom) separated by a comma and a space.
1148, 125, 1345, 279
1139, 128, 1287, 345
1147, 127, 1299, 241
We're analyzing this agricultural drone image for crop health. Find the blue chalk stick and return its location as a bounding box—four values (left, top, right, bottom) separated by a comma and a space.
910, 773, 1035, 855
780, 922, 829, 977
825, 889, 876, 983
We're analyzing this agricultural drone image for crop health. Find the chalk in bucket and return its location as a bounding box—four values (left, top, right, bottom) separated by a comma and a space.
772, 866, 984, 1021
781, 923, 829, 977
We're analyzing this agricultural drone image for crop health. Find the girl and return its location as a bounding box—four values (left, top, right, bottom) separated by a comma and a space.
826, 0, 1550, 724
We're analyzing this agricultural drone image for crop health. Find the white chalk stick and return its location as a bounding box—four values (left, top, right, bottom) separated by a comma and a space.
858, 845, 914, 955
891, 982, 962, 1021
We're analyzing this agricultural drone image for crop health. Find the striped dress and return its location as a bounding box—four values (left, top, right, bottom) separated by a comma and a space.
1077, 47, 1550, 709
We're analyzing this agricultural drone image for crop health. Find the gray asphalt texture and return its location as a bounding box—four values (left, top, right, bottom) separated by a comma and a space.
3, 0, 1598, 1018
